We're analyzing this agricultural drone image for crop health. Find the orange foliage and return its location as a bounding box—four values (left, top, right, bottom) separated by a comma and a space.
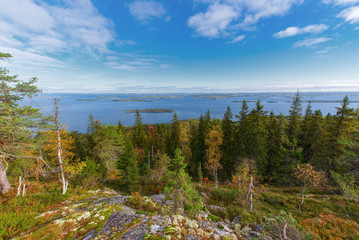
300, 214, 359, 240
293, 163, 327, 188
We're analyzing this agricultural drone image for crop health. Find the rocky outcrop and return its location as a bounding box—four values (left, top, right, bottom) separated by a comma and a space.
16, 189, 268, 240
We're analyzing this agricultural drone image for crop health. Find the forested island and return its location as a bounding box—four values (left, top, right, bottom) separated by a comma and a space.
1, 52, 359, 239
125, 108, 175, 113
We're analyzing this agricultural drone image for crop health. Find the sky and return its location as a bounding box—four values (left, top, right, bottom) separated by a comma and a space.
0, 0, 359, 93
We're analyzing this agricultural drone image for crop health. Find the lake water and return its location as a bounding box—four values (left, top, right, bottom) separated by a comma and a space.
25, 92, 359, 132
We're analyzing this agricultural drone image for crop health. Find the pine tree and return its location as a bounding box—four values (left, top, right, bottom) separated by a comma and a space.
132, 109, 145, 149
0, 52, 45, 194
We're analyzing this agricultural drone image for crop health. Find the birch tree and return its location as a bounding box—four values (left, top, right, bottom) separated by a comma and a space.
205, 125, 223, 188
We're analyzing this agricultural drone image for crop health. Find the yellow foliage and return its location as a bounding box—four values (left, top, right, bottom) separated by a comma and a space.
205, 125, 223, 183
231, 158, 264, 206
41, 130, 84, 175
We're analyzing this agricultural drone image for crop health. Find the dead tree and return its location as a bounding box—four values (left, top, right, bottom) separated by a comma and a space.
0, 154, 10, 194
54, 99, 68, 194
246, 175, 254, 211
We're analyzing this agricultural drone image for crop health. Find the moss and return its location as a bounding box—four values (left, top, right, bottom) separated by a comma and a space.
207, 214, 219, 222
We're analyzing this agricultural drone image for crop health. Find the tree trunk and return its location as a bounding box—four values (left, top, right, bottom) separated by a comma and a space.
214, 170, 218, 189
299, 183, 306, 215
238, 173, 241, 191
282, 223, 290, 240
249, 176, 253, 211
0, 160, 10, 194
17, 176, 22, 196
55, 99, 68, 195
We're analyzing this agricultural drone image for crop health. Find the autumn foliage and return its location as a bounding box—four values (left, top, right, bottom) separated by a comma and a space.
41, 130, 84, 176
300, 214, 359, 240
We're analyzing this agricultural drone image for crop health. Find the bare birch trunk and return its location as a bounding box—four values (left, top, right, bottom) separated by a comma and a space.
55, 99, 68, 195
282, 223, 290, 240
17, 176, 22, 196
0, 157, 10, 194
298, 183, 306, 215
249, 176, 254, 211
214, 170, 218, 189
22, 183, 26, 196
238, 173, 241, 191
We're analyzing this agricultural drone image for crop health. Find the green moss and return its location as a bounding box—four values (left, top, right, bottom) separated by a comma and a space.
207, 214, 219, 222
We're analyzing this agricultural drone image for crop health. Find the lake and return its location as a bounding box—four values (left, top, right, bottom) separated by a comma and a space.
25, 92, 359, 132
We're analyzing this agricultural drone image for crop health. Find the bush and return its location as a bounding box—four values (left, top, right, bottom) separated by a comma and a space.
300, 214, 359, 240
125, 192, 159, 213
73, 158, 107, 187
261, 192, 287, 206
331, 171, 359, 201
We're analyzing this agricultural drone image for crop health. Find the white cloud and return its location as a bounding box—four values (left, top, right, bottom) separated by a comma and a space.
188, 0, 303, 38
227, 35, 246, 43
315, 50, 329, 55
338, 6, 359, 23
116, 40, 137, 47
127, 0, 166, 21
0, 46, 65, 68
238, 0, 304, 26
322, 0, 359, 5
188, 3, 239, 37
0, 0, 115, 62
105, 52, 168, 72
293, 37, 332, 48
274, 24, 328, 38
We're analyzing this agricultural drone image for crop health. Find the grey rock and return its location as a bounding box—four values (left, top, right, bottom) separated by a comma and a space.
209, 205, 225, 212
121, 223, 149, 240
255, 224, 264, 233
150, 194, 166, 206
231, 216, 242, 225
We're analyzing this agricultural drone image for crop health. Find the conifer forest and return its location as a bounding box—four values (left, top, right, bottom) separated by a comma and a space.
1, 52, 359, 239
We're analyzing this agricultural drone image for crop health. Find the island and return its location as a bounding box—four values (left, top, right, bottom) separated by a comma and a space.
75, 99, 98, 102
125, 108, 176, 113
112, 100, 155, 102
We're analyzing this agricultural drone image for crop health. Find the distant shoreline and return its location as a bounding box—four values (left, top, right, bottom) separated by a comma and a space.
125, 109, 175, 113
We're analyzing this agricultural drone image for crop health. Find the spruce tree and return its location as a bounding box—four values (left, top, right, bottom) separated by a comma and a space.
266, 111, 284, 181
118, 143, 139, 192
170, 112, 182, 156
286, 90, 303, 189
287, 90, 302, 145
236, 100, 250, 158
220, 106, 235, 180
165, 148, 201, 216
300, 102, 314, 162
190, 114, 208, 179
246, 99, 268, 175
132, 109, 145, 149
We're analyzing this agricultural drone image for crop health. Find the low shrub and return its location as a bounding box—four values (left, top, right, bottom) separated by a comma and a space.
300, 214, 359, 240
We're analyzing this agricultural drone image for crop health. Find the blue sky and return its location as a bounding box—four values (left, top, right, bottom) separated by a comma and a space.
0, 0, 359, 93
